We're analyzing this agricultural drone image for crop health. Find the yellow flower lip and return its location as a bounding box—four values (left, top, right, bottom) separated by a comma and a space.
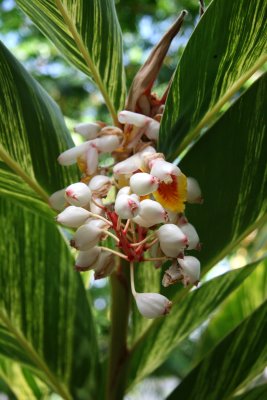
153, 173, 187, 212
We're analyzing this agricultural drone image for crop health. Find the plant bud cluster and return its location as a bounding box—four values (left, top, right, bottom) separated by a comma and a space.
51, 110, 203, 319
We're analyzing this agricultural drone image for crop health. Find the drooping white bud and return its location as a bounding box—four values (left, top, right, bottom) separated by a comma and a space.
187, 177, 203, 204
96, 135, 121, 153
65, 182, 92, 207
89, 198, 104, 216
145, 119, 160, 141
113, 153, 141, 175
157, 224, 188, 257
56, 206, 90, 228
150, 159, 181, 183
49, 188, 66, 211
162, 261, 182, 287
89, 175, 111, 197
117, 186, 131, 197
71, 219, 108, 250
74, 122, 101, 140
86, 144, 99, 175
134, 292, 172, 319
58, 141, 90, 165
75, 247, 101, 271
94, 251, 115, 279
177, 256, 200, 286
130, 173, 159, 196
139, 199, 168, 224
179, 222, 200, 250
118, 110, 148, 127
114, 194, 140, 219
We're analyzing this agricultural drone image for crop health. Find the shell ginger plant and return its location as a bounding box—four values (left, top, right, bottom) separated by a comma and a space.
0, 1, 266, 400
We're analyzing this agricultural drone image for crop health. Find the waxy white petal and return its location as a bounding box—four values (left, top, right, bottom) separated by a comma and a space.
94, 251, 115, 279
187, 177, 203, 204
96, 135, 121, 153
130, 172, 159, 196
65, 182, 91, 207
178, 256, 200, 286
117, 186, 131, 197
75, 247, 101, 271
49, 188, 66, 211
89, 198, 104, 216
58, 142, 90, 165
115, 194, 140, 219
118, 110, 148, 127
134, 292, 172, 319
145, 119, 160, 140
179, 222, 199, 250
139, 199, 168, 224
74, 122, 101, 139
57, 206, 90, 228
150, 159, 181, 183
113, 153, 141, 175
86, 145, 99, 175
71, 219, 107, 251
89, 175, 111, 197
162, 262, 182, 287
157, 224, 188, 257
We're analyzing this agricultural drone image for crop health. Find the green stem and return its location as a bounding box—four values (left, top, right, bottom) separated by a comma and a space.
106, 262, 131, 400
55, 0, 119, 126
176, 54, 267, 156
0, 311, 72, 400
0, 144, 49, 203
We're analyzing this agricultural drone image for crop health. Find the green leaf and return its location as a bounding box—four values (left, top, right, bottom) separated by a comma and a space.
197, 258, 267, 359
0, 41, 78, 199
230, 384, 267, 400
0, 198, 99, 400
124, 260, 259, 389
166, 300, 267, 400
16, 0, 126, 122
159, 0, 267, 159
179, 74, 267, 273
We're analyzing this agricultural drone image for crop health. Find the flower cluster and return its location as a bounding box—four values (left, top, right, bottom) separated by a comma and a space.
50, 109, 203, 319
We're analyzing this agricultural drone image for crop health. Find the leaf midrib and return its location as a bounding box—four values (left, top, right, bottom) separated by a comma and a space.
0, 310, 72, 400
55, 0, 119, 126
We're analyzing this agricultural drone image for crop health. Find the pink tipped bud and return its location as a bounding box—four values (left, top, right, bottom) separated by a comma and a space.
150, 159, 181, 183
86, 144, 99, 175
130, 173, 159, 196
58, 142, 90, 165
157, 224, 187, 257
134, 292, 172, 319
113, 153, 141, 175
56, 206, 90, 228
187, 177, 203, 204
65, 182, 91, 207
145, 119, 160, 141
74, 122, 101, 140
115, 194, 140, 219
89, 175, 111, 197
75, 247, 101, 271
96, 135, 121, 153
71, 219, 108, 251
49, 188, 66, 211
139, 199, 168, 224
118, 110, 148, 127
177, 256, 201, 286
94, 251, 115, 279
179, 222, 200, 250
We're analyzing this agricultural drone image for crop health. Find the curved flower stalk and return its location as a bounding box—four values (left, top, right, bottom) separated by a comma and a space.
51, 11, 203, 318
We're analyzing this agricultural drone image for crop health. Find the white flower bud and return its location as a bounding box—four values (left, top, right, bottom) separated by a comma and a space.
150, 159, 181, 183
118, 110, 148, 127
71, 219, 107, 250
86, 144, 99, 175
94, 251, 115, 279
58, 142, 90, 165
179, 222, 200, 250
157, 224, 188, 257
187, 177, 203, 204
167, 211, 179, 224
89, 175, 111, 197
96, 135, 121, 153
113, 153, 141, 175
75, 247, 101, 271
65, 182, 92, 207
56, 206, 90, 228
145, 119, 160, 141
74, 122, 101, 140
130, 173, 159, 196
89, 198, 104, 216
139, 199, 168, 224
162, 262, 182, 287
117, 186, 131, 197
134, 292, 172, 319
115, 194, 140, 219
178, 256, 200, 286
49, 188, 66, 211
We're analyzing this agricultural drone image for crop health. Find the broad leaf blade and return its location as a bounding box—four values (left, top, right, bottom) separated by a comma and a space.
125, 261, 258, 388
16, 0, 126, 118
0, 198, 99, 400
159, 0, 267, 158
0, 41, 78, 196
229, 384, 267, 400
166, 300, 267, 400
